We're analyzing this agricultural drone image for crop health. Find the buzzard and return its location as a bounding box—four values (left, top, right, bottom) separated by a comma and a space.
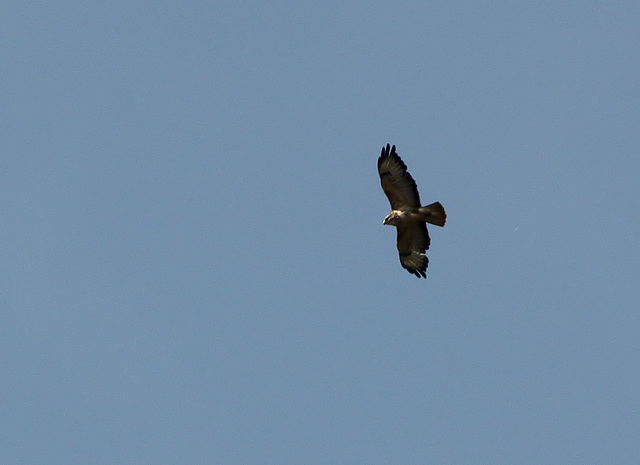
378, 144, 446, 278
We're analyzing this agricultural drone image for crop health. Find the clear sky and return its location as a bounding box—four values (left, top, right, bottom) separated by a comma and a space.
3, 1, 639, 464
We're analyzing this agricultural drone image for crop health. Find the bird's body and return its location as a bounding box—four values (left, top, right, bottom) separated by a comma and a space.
378, 144, 446, 278
383, 205, 446, 226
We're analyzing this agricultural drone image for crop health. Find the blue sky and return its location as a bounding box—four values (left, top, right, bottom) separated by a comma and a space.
3, 1, 639, 464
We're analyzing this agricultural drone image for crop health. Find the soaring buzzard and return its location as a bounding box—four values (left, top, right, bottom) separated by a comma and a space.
378, 144, 446, 278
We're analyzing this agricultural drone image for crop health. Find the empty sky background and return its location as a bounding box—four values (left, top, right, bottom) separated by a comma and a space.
3, 1, 639, 464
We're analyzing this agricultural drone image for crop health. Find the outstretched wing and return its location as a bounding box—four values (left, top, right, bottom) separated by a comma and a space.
378, 144, 421, 210
397, 222, 431, 278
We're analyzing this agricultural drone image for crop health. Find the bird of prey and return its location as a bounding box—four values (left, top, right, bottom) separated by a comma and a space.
378, 144, 446, 278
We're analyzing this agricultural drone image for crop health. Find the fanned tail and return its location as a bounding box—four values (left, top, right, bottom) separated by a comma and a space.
419, 202, 446, 227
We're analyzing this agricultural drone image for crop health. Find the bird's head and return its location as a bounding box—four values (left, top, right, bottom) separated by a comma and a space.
383, 211, 400, 226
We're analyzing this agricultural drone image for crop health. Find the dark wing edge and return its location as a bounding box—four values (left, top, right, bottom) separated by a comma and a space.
396, 222, 431, 278
377, 144, 421, 209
